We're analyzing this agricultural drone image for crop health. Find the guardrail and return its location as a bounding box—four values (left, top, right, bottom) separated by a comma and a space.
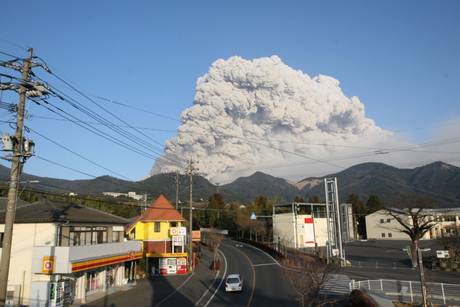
350, 279, 460, 305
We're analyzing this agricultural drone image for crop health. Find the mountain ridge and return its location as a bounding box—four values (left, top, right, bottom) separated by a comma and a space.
1, 161, 459, 207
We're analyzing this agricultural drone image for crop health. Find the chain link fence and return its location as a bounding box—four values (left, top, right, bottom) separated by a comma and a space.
350, 279, 460, 305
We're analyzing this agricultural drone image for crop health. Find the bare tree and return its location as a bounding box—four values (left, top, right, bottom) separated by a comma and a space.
206, 231, 223, 270
282, 251, 336, 306
386, 207, 437, 267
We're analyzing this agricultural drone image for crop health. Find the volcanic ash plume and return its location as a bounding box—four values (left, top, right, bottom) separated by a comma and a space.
151, 55, 395, 182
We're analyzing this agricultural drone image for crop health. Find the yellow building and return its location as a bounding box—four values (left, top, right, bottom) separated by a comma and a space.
127, 195, 188, 275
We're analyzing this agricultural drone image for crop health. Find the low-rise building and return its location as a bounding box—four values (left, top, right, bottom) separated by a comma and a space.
102, 191, 145, 201
126, 195, 188, 276
273, 202, 354, 249
365, 208, 460, 240
0, 198, 142, 306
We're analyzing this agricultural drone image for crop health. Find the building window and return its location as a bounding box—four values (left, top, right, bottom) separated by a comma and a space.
112, 231, 123, 242
0, 232, 3, 248
69, 226, 108, 246
388, 233, 392, 238
380, 219, 384, 224
386, 218, 391, 223
170, 221, 177, 227
381, 233, 385, 238
154, 222, 161, 232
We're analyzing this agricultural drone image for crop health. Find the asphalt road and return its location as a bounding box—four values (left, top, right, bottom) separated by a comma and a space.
208, 239, 296, 307
84, 240, 297, 307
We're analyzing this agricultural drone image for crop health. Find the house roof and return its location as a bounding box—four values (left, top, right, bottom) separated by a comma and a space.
0, 198, 129, 225
138, 194, 184, 222
0, 197, 31, 213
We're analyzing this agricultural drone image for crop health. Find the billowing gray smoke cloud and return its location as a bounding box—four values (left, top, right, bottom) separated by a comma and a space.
151, 55, 399, 182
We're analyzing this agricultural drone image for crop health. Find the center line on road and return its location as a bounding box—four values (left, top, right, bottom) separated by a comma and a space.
230, 244, 256, 307
252, 263, 278, 267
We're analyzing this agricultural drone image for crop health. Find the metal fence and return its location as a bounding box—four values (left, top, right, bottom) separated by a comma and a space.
350, 279, 460, 305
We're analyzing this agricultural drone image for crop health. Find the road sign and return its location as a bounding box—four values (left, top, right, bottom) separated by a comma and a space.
436, 250, 450, 259
250, 212, 257, 220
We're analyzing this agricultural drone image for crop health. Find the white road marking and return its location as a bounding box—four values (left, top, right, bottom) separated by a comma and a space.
235, 241, 281, 266
252, 262, 278, 267
155, 272, 195, 306
195, 269, 220, 306
203, 249, 228, 307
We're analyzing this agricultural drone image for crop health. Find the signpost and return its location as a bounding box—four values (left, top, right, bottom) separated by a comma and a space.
436, 250, 450, 259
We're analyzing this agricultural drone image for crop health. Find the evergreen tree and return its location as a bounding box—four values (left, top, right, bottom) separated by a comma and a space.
366, 194, 384, 213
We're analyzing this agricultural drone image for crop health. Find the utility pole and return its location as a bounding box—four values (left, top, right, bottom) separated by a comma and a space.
187, 159, 197, 272
0, 49, 33, 304
417, 242, 429, 307
175, 170, 179, 209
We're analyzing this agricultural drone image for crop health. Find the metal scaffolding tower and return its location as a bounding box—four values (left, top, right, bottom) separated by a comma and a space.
324, 177, 345, 265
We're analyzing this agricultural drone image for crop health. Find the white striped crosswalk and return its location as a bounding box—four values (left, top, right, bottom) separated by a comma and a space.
320, 274, 351, 295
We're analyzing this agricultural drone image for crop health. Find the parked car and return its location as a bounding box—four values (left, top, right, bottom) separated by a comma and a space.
225, 274, 243, 292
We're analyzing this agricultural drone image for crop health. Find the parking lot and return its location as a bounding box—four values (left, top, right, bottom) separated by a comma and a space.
344, 239, 445, 268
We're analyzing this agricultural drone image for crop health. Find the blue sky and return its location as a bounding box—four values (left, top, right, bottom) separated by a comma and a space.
0, 0, 459, 181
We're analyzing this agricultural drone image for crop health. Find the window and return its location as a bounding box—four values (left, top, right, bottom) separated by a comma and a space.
380, 219, 384, 224
170, 222, 177, 227
69, 226, 108, 246
112, 231, 123, 242
154, 222, 161, 232
381, 233, 385, 238
388, 233, 392, 238
386, 218, 391, 223
0, 232, 3, 248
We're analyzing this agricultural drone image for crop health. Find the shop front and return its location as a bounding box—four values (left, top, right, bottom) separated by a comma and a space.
147, 252, 188, 276
31, 241, 143, 305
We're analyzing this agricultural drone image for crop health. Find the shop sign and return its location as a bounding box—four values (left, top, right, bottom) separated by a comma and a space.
170, 227, 187, 236
172, 235, 184, 246
176, 257, 187, 274
42, 256, 55, 274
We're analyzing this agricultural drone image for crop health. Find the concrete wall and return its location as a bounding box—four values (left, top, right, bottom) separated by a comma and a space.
273, 213, 329, 248
273, 213, 295, 247
0, 223, 57, 305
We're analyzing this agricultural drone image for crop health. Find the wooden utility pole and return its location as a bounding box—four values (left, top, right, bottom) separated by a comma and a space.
0, 49, 33, 304
175, 170, 179, 209
187, 159, 196, 272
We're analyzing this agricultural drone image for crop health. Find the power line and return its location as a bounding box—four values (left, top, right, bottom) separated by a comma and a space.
27, 125, 132, 180
29, 115, 177, 132
31, 76, 183, 166
95, 96, 180, 122
36, 155, 100, 179
0, 50, 20, 59
46, 71, 169, 150
31, 98, 158, 160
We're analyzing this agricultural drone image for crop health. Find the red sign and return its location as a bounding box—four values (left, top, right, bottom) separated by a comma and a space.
304, 217, 314, 224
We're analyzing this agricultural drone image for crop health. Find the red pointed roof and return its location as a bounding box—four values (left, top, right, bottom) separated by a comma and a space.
139, 194, 184, 222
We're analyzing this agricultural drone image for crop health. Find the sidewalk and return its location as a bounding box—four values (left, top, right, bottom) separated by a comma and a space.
82, 245, 223, 307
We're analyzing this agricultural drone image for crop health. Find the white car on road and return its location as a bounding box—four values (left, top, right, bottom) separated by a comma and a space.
225, 274, 243, 292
